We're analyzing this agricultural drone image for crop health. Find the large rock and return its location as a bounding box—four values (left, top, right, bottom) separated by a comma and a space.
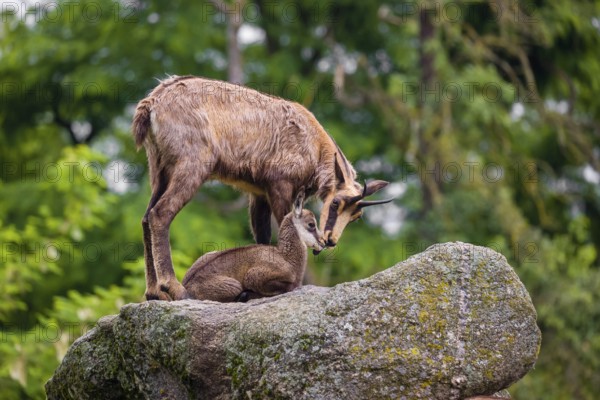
46, 242, 540, 399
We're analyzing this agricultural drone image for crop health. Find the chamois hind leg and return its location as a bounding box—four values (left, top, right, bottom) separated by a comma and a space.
249, 194, 272, 244
142, 167, 168, 300
186, 276, 243, 303
148, 158, 211, 301
243, 267, 296, 298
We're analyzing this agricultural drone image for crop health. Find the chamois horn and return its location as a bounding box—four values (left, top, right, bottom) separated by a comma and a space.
347, 180, 394, 207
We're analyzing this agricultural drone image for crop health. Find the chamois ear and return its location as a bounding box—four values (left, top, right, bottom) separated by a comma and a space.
364, 180, 389, 197
334, 154, 346, 185
293, 188, 305, 218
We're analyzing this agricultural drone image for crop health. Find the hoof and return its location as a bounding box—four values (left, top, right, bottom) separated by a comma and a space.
160, 282, 190, 301
145, 293, 160, 301
235, 291, 251, 303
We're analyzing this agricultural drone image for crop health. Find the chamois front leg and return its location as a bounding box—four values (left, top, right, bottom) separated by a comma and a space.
249, 194, 272, 244
267, 181, 295, 225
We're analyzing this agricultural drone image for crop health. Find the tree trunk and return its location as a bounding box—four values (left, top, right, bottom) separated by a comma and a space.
417, 7, 440, 214
211, 0, 245, 84
226, 1, 244, 84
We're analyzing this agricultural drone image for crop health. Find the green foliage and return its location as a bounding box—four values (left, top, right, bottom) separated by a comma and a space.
0, 0, 599, 398
0, 146, 114, 320
514, 217, 600, 399
0, 145, 121, 398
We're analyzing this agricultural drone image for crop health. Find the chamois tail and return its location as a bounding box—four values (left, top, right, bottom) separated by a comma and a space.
132, 98, 152, 149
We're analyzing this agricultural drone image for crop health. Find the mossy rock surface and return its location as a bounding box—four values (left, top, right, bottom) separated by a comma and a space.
46, 242, 540, 399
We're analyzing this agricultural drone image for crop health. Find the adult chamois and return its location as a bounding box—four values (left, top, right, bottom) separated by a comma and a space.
133, 75, 392, 300
182, 191, 324, 302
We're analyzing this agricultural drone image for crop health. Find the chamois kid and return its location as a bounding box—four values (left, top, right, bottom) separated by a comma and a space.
181, 192, 324, 302
133, 76, 393, 300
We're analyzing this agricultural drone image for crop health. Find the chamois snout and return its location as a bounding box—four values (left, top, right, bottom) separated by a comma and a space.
294, 209, 326, 254
319, 179, 394, 251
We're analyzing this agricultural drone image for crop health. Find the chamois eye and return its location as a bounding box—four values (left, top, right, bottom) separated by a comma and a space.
308, 222, 316, 230
331, 198, 340, 209
351, 211, 362, 222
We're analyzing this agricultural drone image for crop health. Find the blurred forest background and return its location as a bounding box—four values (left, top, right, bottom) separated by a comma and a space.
0, 0, 599, 398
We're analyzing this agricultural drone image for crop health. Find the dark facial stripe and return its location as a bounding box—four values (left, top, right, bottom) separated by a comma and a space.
324, 203, 339, 232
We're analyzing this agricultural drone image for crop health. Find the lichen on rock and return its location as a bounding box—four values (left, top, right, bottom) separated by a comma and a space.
46, 242, 540, 400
